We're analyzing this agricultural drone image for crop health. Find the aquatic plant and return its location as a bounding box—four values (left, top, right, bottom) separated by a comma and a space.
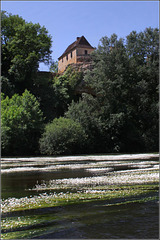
1, 154, 159, 239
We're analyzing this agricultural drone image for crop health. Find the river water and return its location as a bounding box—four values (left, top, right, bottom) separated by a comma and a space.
1, 154, 159, 239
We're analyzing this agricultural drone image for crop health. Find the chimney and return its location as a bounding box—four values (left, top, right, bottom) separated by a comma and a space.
77, 37, 80, 41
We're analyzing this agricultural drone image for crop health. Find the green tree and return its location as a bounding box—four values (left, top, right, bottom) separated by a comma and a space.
66, 35, 136, 153
1, 90, 44, 156
1, 11, 52, 95
65, 94, 108, 153
39, 117, 87, 155
66, 28, 159, 153
50, 60, 58, 73
52, 66, 83, 116
126, 27, 159, 151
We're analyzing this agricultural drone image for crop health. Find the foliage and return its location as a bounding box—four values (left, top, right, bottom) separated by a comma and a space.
52, 66, 83, 116
31, 71, 58, 123
126, 27, 159, 151
31, 66, 83, 123
49, 60, 58, 73
39, 117, 87, 155
1, 11, 52, 95
1, 19, 158, 155
1, 90, 44, 156
66, 94, 106, 153
66, 28, 159, 153
1, 76, 15, 97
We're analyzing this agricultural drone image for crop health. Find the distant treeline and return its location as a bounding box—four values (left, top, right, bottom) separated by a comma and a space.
1, 11, 159, 156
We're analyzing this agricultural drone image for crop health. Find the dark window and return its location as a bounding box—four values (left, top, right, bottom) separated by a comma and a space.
85, 50, 88, 55
66, 55, 68, 61
62, 58, 63, 63
71, 52, 72, 58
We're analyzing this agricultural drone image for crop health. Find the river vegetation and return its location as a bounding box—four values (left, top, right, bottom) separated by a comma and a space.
1, 154, 159, 239
1, 11, 159, 156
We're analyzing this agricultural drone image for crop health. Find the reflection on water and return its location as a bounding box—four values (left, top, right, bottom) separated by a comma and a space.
1, 169, 94, 199
1, 154, 159, 239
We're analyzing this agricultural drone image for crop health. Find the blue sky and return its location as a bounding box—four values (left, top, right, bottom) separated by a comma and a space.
2, 1, 159, 71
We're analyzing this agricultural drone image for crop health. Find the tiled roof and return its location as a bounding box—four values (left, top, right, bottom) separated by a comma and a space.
58, 36, 94, 60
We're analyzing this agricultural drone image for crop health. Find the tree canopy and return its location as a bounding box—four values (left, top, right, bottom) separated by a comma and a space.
66, 28, 159, 153
1, 90, 44, 156
1, 11, 52, 95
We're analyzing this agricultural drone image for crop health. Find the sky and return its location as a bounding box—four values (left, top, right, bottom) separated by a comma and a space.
1, 0, 159, 71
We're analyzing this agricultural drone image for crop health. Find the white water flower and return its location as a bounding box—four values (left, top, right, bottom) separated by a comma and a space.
1, 153, 159, 162
1, 154, 159, 214
1, 159, 158, 174
33, 171, 159, 191
85, 167, 114, 172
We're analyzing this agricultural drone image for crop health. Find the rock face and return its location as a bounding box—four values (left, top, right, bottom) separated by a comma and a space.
59, 62, 95, 96
37, 64, 95, 96
65, 62, 93, 72
63, 63, 95, 96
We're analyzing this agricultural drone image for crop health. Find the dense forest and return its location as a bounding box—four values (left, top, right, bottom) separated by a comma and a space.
1, 11, 159, 156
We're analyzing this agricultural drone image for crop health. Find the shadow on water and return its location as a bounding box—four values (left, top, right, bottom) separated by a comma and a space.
28, 200, 159, 239
2, 198, 159, 239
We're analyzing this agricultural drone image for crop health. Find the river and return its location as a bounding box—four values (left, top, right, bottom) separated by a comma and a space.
1, 153, 159, 239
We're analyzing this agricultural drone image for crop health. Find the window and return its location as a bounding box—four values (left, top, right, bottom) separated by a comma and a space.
62, 58, 63, 63
85, 50, 88, 55
71, 52, 72, 58
66, 55, 68, 61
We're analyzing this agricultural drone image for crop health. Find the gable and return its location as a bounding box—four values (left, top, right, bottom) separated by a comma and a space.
78, 36, 92, 47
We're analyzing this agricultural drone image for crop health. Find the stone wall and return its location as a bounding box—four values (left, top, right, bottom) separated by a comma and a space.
58, 49, 77, 73
76, 47, 94, 56
58, 47, 94, 73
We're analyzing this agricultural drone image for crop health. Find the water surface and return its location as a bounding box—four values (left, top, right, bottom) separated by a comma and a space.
1, 153, 159, 239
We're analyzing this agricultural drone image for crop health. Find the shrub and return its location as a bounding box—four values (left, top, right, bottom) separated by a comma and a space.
1, 90, 44, 156
39, 117, 87, 155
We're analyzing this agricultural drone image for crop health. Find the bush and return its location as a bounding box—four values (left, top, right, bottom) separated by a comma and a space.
1, 90, 44, 156
39, 117, 87, 155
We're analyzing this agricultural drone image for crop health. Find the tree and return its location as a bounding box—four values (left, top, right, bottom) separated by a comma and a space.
1, 11, 52, 95
66, 28, 159, 153
1, 90, 44, 156
50, 60, 58, 73
66, 35, 135, 153
52, 66, 83, 116
65, 93, 108, 153
126, 27, 159, 151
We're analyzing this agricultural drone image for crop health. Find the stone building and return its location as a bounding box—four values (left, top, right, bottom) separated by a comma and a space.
58, 36, 95, 73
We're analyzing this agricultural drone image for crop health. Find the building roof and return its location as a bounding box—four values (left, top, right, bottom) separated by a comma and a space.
58, 36, 94, 60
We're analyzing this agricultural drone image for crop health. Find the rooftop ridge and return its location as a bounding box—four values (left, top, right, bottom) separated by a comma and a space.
58, 36, 94, 60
